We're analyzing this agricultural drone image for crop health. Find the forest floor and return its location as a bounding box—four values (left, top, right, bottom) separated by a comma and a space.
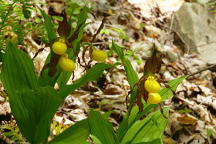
1, 0, 216, 143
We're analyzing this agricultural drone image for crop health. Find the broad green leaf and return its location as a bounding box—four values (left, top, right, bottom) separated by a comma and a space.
121, 112, 154, 144
57, 72, 72, 89
1, 42, 38, 96
118, 103, 158, 142
111, 41, 124, 60
123, 58, 139, 89
71, 23, 88, 54
117, 117, 128, 141
39, 54, 62, 87
137, 138, 163, 144
58, 63, 112, 100
40, 9, 57, 42
117, 105, 139, 140
10, 87, 61, 144
121, 108, 169, 144
67, 2, 80, 23
161, 75, 187, 100
50, 119, 90, 144
77, 7, 88, 28
0, 51, 3, 62
167, 75, 187, 91
39, 9, 58, 86
112, 41, 139, 140
112, 41, 139, 89
69, 7, 88, 39
88, 110, 117, 144
128, 105, 139, 125
90, 135, 102, 144
136, 104, 156, 120
102, 111, 114, 120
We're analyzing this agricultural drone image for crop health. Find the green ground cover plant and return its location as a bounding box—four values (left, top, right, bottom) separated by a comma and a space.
0, 1, 186, 143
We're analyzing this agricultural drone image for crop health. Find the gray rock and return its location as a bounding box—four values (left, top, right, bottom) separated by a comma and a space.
173, 3, 216, 64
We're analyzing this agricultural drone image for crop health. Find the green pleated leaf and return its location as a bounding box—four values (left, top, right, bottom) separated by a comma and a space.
136, 138, 163, 144
90, 135, 102, 144
117, 105, 139, 140
77, 7, 88, 26
161, 75, 187, 100
38, 9, 58, 86
68, 6, 88, 40
50, 119, 90, 144
88, 110, 117, 144
40, 9, 57, 42
58, 63, 112, 100
57, 72, 73, 89
10, 87, 61, 144
111, 41, 124, 59
112, 41, 139, 89
0, 42, 62, 143
121, 108, 169, 144
123, 58, 139, 89
1, 42, 38, 96
70, 23, 88, 55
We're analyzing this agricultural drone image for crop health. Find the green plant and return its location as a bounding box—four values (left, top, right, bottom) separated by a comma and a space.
0, 1, 186, 144
0, 2, 112, 143
111, 41, 186, 143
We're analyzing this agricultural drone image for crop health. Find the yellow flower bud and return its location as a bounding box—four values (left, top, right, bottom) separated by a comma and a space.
52, 41, 67, 55
144, 76, 161, 93
59, 55, 76, 72
147, 93, 161, 104
92, 50, 108, 62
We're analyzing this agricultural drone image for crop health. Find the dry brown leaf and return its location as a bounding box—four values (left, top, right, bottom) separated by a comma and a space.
177, 114, 197, 125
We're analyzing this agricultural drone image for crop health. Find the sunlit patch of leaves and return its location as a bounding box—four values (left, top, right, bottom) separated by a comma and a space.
0, 121, 25, 143
206, 1, 216, 15
50, 120, 72, 136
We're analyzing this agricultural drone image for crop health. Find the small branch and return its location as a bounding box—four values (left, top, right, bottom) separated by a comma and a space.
91, 17, 106, 43
187, 64, 216, 78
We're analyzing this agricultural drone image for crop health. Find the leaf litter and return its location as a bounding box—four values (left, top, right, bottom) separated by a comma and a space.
1, 0, 216, 143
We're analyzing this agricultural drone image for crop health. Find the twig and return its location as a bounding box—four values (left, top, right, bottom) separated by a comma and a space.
91, 17, 107, 43
187, 64, 216, 78
175, 96, 194, 105
32, 48, 45, 60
